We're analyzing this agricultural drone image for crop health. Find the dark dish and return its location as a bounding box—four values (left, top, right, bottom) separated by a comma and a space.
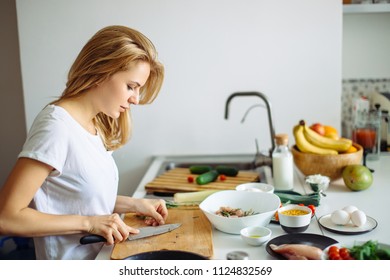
266, 233, 338, 260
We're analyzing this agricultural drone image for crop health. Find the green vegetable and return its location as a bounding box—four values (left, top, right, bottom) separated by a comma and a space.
274, 190, 321, 206
349, 240, 390, 260
189, 165, 213, 174
196, 170, 219, 185
216, 165, 239, 177
173, 190, 220, 203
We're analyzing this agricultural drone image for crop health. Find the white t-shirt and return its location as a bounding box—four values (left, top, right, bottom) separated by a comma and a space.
19, 105, 119, 259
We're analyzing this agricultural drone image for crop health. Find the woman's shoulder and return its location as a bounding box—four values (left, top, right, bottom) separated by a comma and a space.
28, 105, 73, 137
34, 105, 75, 126
38, 104, 68, 120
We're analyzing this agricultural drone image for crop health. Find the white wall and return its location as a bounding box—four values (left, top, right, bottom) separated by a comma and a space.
16, 0, 342, 196
343, 13, 390, 79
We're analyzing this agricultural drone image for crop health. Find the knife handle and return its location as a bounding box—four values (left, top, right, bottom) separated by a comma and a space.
80, 234, 107, 245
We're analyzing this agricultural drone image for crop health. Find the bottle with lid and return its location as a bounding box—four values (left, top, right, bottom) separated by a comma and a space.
272, 134, 294, 190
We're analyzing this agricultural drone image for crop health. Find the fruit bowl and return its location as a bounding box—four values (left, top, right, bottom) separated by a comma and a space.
291, 143, 363, 181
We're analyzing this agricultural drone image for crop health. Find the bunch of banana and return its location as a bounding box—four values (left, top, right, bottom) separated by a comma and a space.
293, 120, 352, 155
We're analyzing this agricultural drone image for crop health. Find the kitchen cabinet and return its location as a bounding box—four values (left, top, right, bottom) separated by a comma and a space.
343, 3, 390, 13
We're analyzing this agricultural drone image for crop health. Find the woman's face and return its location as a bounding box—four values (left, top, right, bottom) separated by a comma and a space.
95, 61, 151, 119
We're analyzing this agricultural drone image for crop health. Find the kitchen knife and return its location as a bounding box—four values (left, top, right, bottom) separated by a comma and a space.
80, 223, 181, 245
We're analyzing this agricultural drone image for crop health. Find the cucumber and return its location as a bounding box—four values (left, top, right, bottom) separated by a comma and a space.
189, 165, 213, 174
216, 165, 239, 177
196, 170, 219, 185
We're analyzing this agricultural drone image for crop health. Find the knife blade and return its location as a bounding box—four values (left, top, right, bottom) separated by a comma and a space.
79, 223, 181, 245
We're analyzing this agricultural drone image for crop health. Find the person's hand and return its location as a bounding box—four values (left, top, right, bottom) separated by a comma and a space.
134, 198, 168, 226
87, 213, 139, 245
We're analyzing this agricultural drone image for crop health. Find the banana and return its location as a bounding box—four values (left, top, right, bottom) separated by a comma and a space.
293, 124, 338, 155
301, 121, 352, 152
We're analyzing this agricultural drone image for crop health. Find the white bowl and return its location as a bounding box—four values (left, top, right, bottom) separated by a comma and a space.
240, 226, 272, 246
235, 182, 274, 193
305, 174, 330, 192
199, 190, 281, 234
278, 204, 312, 233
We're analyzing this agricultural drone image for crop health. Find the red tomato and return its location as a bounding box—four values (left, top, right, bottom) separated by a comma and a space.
187, 176, 194, 183
327, 246, 341, 260
339, 247, 351, 260
308, 205, 316, 215
328, 246, 339, 254
328, 252, 341, 260
219, 174, 227, 181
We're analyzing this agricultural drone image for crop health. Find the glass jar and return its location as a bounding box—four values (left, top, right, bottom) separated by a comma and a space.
352, 109, 381, 161
272, 134, 294, 190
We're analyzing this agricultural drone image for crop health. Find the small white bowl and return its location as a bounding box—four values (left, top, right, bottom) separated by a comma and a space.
236, 183, 274, 193
305, 174, 330, 192
278, 204, 312, 233
240, 226, 272, 246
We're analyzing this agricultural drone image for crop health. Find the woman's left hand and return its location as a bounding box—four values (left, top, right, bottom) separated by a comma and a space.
134, 198, 168, 226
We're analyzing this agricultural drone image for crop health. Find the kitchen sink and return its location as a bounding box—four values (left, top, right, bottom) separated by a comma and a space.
155, 158, 272, 184
134, 154, 274, 199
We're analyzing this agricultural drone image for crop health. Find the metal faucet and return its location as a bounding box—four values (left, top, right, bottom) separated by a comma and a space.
224, 91, 276, 168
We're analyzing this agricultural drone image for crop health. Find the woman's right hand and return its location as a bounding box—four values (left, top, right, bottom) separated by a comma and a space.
87, 213, 139, 245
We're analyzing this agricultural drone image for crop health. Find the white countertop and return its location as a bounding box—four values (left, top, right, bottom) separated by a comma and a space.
96, 153, 390, 260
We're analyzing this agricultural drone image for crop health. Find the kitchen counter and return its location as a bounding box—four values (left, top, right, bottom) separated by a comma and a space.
96, 153, 390, 260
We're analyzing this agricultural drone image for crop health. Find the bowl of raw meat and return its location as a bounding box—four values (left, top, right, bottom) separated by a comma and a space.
199, 190, 281, 234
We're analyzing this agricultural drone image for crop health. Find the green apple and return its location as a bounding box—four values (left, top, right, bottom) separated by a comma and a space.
342, 165, 373, 191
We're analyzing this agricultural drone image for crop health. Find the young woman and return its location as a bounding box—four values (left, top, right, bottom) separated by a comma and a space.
0, 25, 167, 260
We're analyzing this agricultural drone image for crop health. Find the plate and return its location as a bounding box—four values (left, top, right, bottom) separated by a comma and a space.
318, 214, 378, 235
265, 233, 338, 259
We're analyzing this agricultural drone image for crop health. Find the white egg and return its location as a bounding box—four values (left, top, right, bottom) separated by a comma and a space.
343, 205, 359, 215
330, 210, 350, 225
350, 210, 367, 227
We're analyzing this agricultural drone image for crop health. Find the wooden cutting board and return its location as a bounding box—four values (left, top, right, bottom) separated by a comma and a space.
110, 208, 213, 259
145, 167, 260, 193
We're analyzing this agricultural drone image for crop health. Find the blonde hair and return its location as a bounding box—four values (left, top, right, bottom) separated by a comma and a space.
53, 25, 164, 150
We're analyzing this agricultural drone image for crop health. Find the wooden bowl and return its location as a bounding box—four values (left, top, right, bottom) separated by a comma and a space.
291, 143, 363, 181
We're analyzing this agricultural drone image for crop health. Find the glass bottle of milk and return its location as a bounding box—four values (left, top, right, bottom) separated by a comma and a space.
272, 134, 294, 190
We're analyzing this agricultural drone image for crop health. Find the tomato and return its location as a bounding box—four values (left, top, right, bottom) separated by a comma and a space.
187, 176, 194, 183
328, 246, 339, 254
308, 204, 316, 215
328, 251, 341, 260
219, 174, 227, 181
327, 246, 340, 260
339, 247, 351, 260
